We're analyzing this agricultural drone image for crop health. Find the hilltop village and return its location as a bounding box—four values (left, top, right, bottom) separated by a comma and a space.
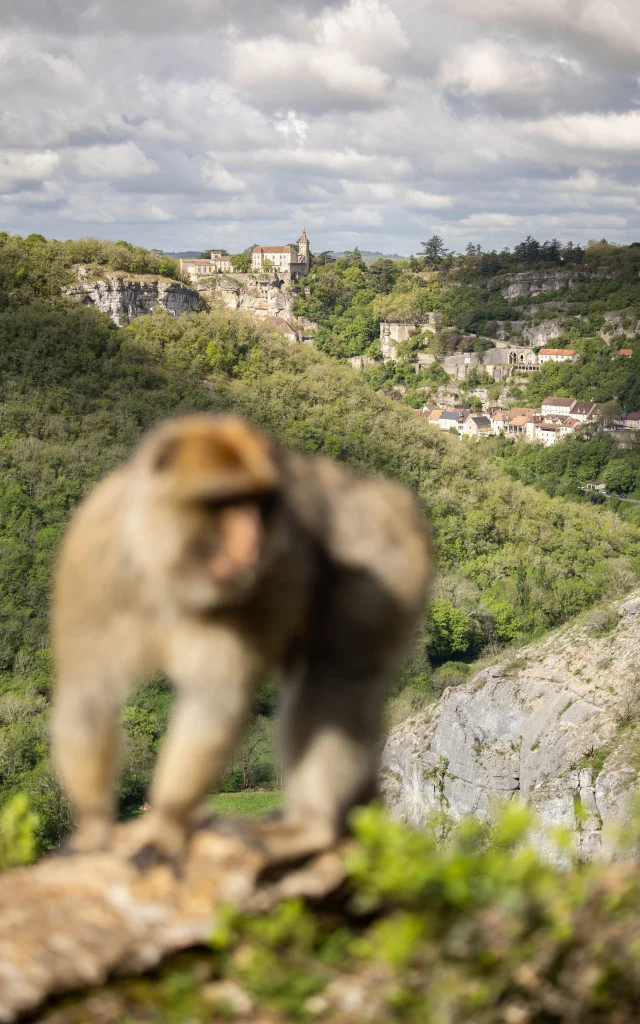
159, 238, 640, 461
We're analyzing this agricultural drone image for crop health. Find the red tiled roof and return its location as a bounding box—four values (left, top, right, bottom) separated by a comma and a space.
618, 349, 633, 356
625, 412, 640, 421
540, 349, 576, 356
262, 316, 296, 334
542, 397, 574, 407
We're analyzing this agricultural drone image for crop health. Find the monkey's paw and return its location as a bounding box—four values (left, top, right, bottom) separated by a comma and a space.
120, 813, 188, 876
60, 815, 113, 856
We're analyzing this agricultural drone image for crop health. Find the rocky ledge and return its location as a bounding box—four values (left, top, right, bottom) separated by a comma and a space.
63, 266, 202, 324
382, 592, 640, 859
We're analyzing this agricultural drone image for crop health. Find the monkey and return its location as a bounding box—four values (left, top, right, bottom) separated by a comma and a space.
51, 413, 431, 867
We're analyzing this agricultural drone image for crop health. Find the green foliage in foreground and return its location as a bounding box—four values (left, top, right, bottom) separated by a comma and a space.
40, 804, 640, 1023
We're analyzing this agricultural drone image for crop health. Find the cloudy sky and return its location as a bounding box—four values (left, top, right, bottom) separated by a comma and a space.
2, 0, 640, 254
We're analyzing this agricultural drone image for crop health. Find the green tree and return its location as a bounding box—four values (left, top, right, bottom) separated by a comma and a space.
230, 252, 252, 273
428, 600, 474, 661
602, 461, 637, 494
420, 235, 448, 267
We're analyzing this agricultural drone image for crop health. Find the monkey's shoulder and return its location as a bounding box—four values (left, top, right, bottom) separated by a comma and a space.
283, 453, 431, 606
55, 468, 130, 580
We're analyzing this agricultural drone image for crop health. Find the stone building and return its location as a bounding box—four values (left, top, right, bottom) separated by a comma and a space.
442, 346, 539, 381
179, 250, 232, 282
461, 415, 491, 438
538, 349, 578, 364
379, 317, 436, 361
251, 229, 310, 279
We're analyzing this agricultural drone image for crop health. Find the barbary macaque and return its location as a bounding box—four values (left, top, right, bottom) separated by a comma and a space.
51, 414, 431, 866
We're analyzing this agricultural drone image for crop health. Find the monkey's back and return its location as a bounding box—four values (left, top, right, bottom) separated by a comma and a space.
52, 468, 139, 672
286, 452, 431, 624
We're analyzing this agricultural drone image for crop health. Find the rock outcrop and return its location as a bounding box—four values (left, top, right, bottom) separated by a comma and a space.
382, 593, 640, 859
522, 319, 564, 347
64, 267, 202, 324
209, 274, 298, 323
0, 822, 347, 1022
490, 269, 615, 301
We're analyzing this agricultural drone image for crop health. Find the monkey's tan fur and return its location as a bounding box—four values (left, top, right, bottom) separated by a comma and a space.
52, 414, 431, 864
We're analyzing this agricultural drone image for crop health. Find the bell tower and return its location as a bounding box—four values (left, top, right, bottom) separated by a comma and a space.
298, 227, 310, 268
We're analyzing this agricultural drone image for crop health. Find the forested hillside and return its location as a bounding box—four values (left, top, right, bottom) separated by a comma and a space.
0, 232, 638, 852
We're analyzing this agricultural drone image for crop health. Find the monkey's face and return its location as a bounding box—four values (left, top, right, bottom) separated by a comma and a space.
170, 492, 278, 607
130, 415, 283, 610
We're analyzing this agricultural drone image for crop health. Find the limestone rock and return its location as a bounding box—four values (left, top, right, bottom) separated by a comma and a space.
0, 824, 348, 1023
522, 319, 564, 347
490, 269, 615, 301
382, 592, 640, 858
211, 274, 298, 322
63, 267, 202, 324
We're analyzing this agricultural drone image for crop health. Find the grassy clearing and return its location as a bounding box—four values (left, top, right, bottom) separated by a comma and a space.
208, 791, 282, 818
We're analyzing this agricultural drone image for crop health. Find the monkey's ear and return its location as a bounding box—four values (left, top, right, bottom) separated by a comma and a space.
152, 437, 180, 472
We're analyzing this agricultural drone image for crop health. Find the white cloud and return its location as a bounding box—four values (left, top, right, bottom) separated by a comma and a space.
0, 150, 60, 190
274, 110, 308, 145
200, 158, 245, 192
72, 143, 158, 179
532, 110, 640, 152
231, 37, 391, 109
148, 204, 175, 221
439, 39, 564, 97
458, 212, 523, 228
407, 190, 454, 210
1, 1, 640, 252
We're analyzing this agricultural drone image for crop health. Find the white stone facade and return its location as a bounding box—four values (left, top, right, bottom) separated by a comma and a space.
251, 230, 310, 279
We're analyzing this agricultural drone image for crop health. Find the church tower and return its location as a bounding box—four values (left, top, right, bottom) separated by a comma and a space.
298, 227, 310, 268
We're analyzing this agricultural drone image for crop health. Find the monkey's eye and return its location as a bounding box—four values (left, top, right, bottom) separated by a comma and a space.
255, 491, 278, 521
200, 492, 278, 521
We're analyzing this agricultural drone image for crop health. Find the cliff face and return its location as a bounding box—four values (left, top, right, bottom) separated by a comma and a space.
382, 592, 640, 859
490, 269, 615, 301
64, 267, 202, 324
209, 274, 297, 322
521, 319, 564, 346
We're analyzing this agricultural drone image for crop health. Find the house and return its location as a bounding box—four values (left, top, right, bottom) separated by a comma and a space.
490, 408, 539, 437
180, 250, 232, 281
559, 416, 580, 437
618, 412, 640, 431
438, 410, 464, 431
585, 481, 607, 492
428, 410, 443, 424
461, 415, 491, 438
570, 401, 600, 423
251, 229, 310, 278
379, 318, 436, 361
261, 316, 298, 342
541, 397, 576, 416
538, 349, 578, 363
489, 410, 510, 433
535, 422, 563, 445
617, 349, 633, 358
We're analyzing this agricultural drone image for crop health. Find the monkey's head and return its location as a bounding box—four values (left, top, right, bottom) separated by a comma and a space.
129, 415, 284, 609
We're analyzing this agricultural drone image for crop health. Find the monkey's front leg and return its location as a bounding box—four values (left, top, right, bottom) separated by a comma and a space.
124, 625, 262, 870
52, 674, 121, 854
